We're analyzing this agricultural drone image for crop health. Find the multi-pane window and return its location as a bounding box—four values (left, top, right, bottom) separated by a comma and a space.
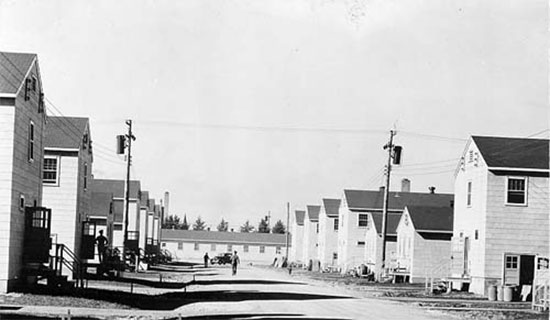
211, 243, 216, 251
259, 246, 265, 253
506, 255, 518, 269
467, 182, 472, 206
243, 245, 249, 253
28, 121, 34, 161
507, 177, 526, 205
316, 223, 319, 233
194, 243, 199, 251
276, 246, 281, 254
332, 253, 338, 261
178, 242, 183, 250
227, 244, 232, 252
357, 241, 365, 246
358, 214, 368, 227
334, 218, 339, 231
43, 157, 58, 184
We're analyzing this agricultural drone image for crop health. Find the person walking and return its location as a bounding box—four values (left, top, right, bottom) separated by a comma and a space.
204, 252, 209, 268
95, 230, 109, 264
231, 251, 240, 276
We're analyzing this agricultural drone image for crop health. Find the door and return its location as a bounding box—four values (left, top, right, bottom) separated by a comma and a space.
463, 237, 470, 276
519, 255, 535, 286
24, 207, 52, 263
504, 254, 520, 285
81, 221, 97, 260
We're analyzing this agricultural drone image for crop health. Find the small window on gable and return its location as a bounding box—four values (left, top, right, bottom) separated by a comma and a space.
28, 121, 35, 162
24, 78, 31, 101
316, 223, 319, 233
506, 177, 527, 205
468, 150, 474, 162
31, 76, 37, 91
334, 218, 339, 231
358, 214, 368, 227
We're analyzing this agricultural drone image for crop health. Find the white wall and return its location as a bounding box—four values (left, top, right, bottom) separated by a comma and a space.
338, 202, 367, 272
302, 219, 318, 264
289, 223, 304, 263
162, 241, 282, 265
0, 107, 15, 292
318, 212, 338, 269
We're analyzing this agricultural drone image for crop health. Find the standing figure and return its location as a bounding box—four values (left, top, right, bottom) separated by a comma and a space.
204, 252, 209, 268
95, 230, 109, 264
231, 251, 240, 276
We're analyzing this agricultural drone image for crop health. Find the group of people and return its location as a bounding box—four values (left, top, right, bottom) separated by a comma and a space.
203, 251, 240, 275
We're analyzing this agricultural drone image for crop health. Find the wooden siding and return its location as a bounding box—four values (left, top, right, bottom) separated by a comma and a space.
302, 218, 318, 264
338, 197, 368, 272
290, 223, 304, 263
484, 174, 549, 279
0, 107, 15, 292
318, 207, 338, 268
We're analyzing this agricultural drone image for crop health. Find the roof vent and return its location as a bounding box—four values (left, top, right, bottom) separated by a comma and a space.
428, 186, 436, 194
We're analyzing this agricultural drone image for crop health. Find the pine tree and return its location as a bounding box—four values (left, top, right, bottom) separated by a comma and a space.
258, 217, 270, 233
163, 214, 181, 229
193, 216, 207, 230
181, 214, 190, 230
240, 220, 255, 233
272, 219, 286, 234
217, 218, 229, 232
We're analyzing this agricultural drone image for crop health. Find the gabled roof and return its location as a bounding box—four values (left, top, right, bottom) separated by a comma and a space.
45, 116, 89, 150
0, 51, 37, 95
295, 210, 305, 226
161, 229, 289, 246
371, 212, 402, 236
306, 205, 321, 222
322, 198, 341, 218
405, 206, 453, 232
91, 179, 141, 199
91, 192, 113, 217
472, 136, 549, 170
344, 189, 453, 211
140, 191, 149, 207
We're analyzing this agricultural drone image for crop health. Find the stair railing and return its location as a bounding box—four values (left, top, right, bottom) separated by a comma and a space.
51, 244, 85, 288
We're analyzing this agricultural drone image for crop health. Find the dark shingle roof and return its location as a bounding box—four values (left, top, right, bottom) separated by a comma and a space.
45, 116, 89, 149
91, 179, 141, 199
306, 205, 321, 222
295, 210, 305, 226
0, 51, 36, 94
91, 192, 112, 217
472, 136, 549, 170
371, 212, 402, 236
406, 206, 453, 232
344, 189, 453, 211
161, 229, 289, 246
322, 198, 341, 217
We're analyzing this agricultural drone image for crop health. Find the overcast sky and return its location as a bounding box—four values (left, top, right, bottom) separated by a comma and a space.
1, 0, 548, 230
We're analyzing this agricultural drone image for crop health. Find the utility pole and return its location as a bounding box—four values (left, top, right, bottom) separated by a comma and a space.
378, 129, 396, 281
285, 202, 290, 261
122, 120, 136, 257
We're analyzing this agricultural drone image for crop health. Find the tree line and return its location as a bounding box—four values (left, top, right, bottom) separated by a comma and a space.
162, 214, 286, 234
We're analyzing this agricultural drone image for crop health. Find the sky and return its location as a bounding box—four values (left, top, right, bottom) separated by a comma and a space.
1, 0, 548, 230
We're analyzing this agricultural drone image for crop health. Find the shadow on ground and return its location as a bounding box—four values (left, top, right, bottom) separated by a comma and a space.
165, 313, 351, 320
20, 285, 354, 310
191, 279, 306, 286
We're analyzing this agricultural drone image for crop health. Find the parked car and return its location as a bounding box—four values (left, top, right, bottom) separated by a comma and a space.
211, 253, 233, 265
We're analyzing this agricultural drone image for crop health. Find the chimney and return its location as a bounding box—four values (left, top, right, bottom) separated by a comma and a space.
401, 178, 411, 193
207, 227, 211, 231
429, 186, 436, 194
164, 191, 170, 217
450, 200, 454, 208
231, 228, 234, 232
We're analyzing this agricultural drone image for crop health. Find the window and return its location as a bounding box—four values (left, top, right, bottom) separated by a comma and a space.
276, 247, 281, 254
243, 245, 249, 253
468, 150, 474, 162
211, 243, 216, 251
467, 182, 472, 206
506, 255, 518, 269
194, 243, 199, 251
316, 223, 319, 233
83, 163, 88, 190
24, 78, 31, 101
161, 242, 166, 247
19, 194, 25, 211
28, 121, 34, 162
227, 244, 232, 252
31, 76, 37, 91
474, 229, 479, 240
357, 241, 365, 246
43, 157, 59, 185
507, 177, 527, 205
334, 218, 339, 231
259, 246, 265, 253
177, 242, 183, 250
358, 214, 368, 227
332, 253, 338, 261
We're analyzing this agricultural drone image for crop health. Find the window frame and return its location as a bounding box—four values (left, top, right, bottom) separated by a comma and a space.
358, 214, 368, 228
43, 156, 60, 186
505, 176, 528, 206
467, 181, 472, 207
357, 241, 365, 247
243, 244, 249, 253
333, 218, 339, 231
83, 162, 88, 190
194, 242, 199, 251
259, 245, 265, 253
28, 121, 35, 162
